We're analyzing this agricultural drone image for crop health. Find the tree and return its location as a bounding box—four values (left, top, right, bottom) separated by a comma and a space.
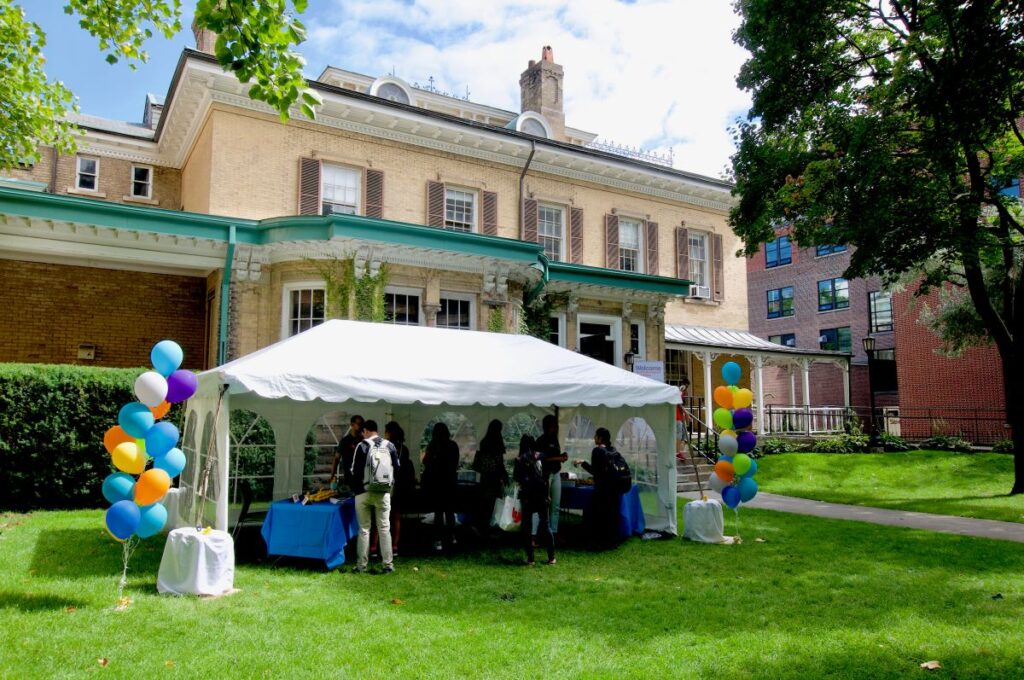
0, 0, 319, 170
729, 0, 1024, 493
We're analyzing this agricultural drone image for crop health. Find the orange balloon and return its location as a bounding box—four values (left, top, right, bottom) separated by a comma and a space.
134, 468, 171, 506
714, 460, 735, 482
150, 401, 171, 420
103, 426, 134, 455
713, 386, 734, 409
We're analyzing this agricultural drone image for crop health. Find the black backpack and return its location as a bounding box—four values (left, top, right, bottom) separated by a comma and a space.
603, 447, 633, 493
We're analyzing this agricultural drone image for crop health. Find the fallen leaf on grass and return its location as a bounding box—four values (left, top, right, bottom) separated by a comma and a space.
114, 597, 131, 612
165, 660, 175, 669
390, 598, 405, 605
64, 607, 77, 613
755, 538, 767, 543
920, 660, 941, 670
97, 658, 109, 667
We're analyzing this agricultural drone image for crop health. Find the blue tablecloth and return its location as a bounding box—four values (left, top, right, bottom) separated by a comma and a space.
560, 484, 646, 538
260, 497, 359, 570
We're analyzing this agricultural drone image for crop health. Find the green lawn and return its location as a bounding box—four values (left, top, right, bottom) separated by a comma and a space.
1, 509, 1023, 678
757, 451, 1024, 524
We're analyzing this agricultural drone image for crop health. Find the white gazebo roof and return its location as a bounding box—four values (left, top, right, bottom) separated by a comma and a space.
665, 324, 850, 359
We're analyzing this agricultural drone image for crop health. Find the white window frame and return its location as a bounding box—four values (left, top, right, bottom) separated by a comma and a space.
577, 314, 623, 368
538, 203, 566, 262
76, 156, 99, 191
280, 280, 327, 340
629, 320, 646, 360
130, 164, 153, 199
443, 187, 477, 233
688, 231, 709, 294
384, 286, 424, 326
548, 313, 567, 348
437, 291, 477, 330
321, 163, 361, 215
618, 217, 645, 274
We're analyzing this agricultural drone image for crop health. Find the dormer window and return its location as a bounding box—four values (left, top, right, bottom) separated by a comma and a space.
511, 112, 551, 139
369, 77, 413, 106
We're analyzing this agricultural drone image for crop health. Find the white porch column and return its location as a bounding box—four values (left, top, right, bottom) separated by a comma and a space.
800, 358, 811, 407
841, 359, 851, 408
789, 366, 797, 404
754, 354, 766, 434
702, 350, 714, 428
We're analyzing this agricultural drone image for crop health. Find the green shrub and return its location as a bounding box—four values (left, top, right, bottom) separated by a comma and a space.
879, 432, 913, 452
814, 433, 869, 453
757, 438, 803, 456
993, 438, 1015, 453
918, 434, 973, 452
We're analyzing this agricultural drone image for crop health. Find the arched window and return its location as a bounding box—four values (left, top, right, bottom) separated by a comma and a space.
615, 417, 658, 486
230, 409, 276, 504
376, 82, 410, 104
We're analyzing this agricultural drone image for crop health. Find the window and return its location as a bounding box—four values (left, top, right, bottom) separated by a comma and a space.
437, 294, 474, 330
629, 322, 645, 359
548, 315, 566, 347
819, 327, 852, 353
444, 188, 476, 232
765, 236, 792, 268
285, 286, 326, 337
321, 164, 360, 215
769, 333, 796, 348
816, 244, 848, 257
619, 218, 643, 272
76, 157, 98, 191
688, 232, 708, 289
538, 204, 565, 262
131, 165, 152, 198
767, 286, 794, 319
818, 278, 849, 311
665, 349, 689, 386
376, 82, 410, 104
998, 177, 1021, 198
869, 291, 894, 333
384, 289, 421, 325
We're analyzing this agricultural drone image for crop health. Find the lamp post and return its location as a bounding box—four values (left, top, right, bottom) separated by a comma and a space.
861, 336, 881, 448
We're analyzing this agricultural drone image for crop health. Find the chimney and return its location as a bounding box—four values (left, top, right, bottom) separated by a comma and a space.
519, 45, 565, 141
192, 19, 216, 54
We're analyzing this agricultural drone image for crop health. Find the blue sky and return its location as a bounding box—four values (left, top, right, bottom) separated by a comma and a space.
25, 1, 750, 178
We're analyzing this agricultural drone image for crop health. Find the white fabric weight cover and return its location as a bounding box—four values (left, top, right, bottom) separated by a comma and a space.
682, 498, 727, 543
157, 528, 235, 596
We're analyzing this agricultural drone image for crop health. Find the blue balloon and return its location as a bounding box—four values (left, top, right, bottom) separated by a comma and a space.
101, 473, 135, 505
136, 503, 168, 539
719, 454, 734, 463
742, 458, 758, 478
722, 361, 742, 386
722, 484, 741, 509
145, 421, 179, 458
118, 402, 154, 439
151, 340, 184, 377
733, 408, 754, 429
155, 447, 187, 479
738, 476, 758, 503
105, 500, 141, 541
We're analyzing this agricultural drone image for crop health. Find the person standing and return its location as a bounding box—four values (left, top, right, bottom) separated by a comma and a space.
676, 377, 691, 461
331, 414, 364, 491
514, 435, 555, 566
349, 420, 400, 573
472, 419, 509, 535
574, 427, 624, 550
533, 414, 566, 543
371, 421, 413, 558
422, 422, 460, 551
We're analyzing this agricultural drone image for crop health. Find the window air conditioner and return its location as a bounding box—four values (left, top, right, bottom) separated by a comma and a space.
689, 285, 711, 299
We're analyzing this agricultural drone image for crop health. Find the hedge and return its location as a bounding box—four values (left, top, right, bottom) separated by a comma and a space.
0, 363, 182, 511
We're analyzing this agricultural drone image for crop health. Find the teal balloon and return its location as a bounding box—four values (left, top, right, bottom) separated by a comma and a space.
742, 458, 758, 478
105, 501, 141, 541
713, 408, 734, 431
155, 447, 186, 478
145, 421, 179, 458
136, 503, 168, 539
722, 361, 742, 386
722, 485, 741, 509
101, 473, 135, 504
738, 477, 759, 503
718, 435, 738, 457
151, 340, 184, 377
118, 402, 154, 439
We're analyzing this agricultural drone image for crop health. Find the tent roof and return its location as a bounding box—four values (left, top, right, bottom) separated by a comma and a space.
205, 320, 680, 408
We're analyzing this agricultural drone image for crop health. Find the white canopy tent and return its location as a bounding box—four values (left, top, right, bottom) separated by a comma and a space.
178, 320, 681, 535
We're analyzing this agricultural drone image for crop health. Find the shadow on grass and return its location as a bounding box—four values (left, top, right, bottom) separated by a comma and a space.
29, 528, 164, 578
0, 590, 86, 612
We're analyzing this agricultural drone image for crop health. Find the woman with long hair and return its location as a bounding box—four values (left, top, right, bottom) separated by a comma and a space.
514, 434, 555, 565
472, 419, 509, 535
422, 421, 459, 551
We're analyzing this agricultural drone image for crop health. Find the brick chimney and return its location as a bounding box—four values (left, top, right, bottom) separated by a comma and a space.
519, 45, 565, 141
192, 19, 216, 54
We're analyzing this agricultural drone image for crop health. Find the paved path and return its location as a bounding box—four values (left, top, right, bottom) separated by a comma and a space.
679, 491, 1024, 543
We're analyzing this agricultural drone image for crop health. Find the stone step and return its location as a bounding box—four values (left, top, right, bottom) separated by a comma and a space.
677, 482, 705, 492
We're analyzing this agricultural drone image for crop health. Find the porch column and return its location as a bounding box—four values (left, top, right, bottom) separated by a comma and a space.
754, 354, 766, 434
423, 303, 441, 327
800, 358, 811, 407
842, 359, 851, 407
702, 350, 714, 429
789, 365, 797, 404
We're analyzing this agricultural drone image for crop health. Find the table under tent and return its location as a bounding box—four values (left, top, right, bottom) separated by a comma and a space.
173, 320, 681, 537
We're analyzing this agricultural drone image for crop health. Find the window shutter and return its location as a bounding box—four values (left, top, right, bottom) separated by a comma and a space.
676, 227, 690, 284
522, 198, 538, 242
426, 180, 445, 227
605, 214, 620, 269
365, 169, 384, 218
569, 207, 584, 263
645, 221, 659, 275
713, 233, 725, 301
482, 191, 498, 236
298, 157, 321, 215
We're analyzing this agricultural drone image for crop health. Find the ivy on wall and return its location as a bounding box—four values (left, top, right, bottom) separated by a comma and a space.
487, 305, 505, 333
521, 292, 568, 341
307, 256, 389, 322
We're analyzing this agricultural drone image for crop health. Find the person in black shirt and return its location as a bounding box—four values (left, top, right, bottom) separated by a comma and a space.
422, 422, 460, 551
574, 427, 623, 550
514, 435, 555, 565
331, 414, 364, 491
472, 419, 509, 536
533, 414, 566, 543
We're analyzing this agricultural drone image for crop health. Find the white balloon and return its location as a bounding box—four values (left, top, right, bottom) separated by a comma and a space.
134, 371, 168, 408
718, 435, 739, 457
708, 471, 727, 493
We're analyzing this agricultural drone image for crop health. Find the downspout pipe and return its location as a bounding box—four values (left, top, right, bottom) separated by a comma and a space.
217, 225, 236, 366
518, 139, 537, 240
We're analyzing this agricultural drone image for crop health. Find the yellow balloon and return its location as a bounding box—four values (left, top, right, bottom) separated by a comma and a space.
112, 442, 145, 475
734, 388, 754, 409
721, 429, 737, 438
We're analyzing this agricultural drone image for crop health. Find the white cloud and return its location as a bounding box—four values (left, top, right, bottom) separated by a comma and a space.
302, 0, 750, 179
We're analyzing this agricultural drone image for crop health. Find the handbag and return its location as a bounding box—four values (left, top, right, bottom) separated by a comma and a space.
496, 487, 522, 532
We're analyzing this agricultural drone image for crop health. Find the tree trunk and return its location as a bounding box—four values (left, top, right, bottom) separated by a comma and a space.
1001, 351, 1024, 495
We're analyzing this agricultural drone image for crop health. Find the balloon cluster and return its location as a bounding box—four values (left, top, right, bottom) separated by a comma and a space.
707, 361, 759, 509
102, 341, 198, 541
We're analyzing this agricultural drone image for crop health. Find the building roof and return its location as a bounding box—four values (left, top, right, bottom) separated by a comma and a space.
67, 112, 155, 140
665, 324, 850, 359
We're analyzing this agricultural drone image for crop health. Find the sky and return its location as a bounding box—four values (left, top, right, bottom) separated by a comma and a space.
25, 1, 751, 179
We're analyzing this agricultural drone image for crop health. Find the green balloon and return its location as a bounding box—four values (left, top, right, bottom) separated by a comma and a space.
713, 408, 734, 431
732, 453, 751, 476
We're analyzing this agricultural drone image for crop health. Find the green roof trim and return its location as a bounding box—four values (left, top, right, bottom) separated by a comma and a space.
548, 261, 693, 296
0, 177, 49, 193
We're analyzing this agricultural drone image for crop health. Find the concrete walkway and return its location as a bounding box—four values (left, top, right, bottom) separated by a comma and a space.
679, 491, 1024, 543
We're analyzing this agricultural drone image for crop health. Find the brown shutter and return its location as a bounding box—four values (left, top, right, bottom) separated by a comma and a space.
298, 157, 321, 215
365, 169, 384, 218
676, 227, 690, 287
569, 207, 583, 264
645, 221, 659, 276
426, 180, 445, 227
605, 213, 620, 269
481, 191, 498, 236
522, 198, 538, 242
713, 233, 724, 301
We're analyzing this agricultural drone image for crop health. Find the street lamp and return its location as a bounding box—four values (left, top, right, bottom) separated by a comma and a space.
861, 336, 881, 448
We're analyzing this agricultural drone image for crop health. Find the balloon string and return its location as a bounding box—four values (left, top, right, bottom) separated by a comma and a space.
733, 507, 741, 542
117, 535, 140, 604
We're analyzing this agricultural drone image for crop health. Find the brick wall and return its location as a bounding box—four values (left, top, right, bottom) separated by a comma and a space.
0, 260, 207, 368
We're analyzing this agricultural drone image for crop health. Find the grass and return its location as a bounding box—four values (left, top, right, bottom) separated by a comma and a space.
1, 509, 1023, 679
756, 451, 1024, 524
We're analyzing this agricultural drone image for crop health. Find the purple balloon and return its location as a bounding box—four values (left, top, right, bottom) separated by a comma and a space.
732, 408, 754, 429
737, 430, 757, 453
722, 485, 741, 509
165, 370, 198, 403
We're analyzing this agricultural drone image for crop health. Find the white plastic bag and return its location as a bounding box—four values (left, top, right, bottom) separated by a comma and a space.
497, 488, 522, 532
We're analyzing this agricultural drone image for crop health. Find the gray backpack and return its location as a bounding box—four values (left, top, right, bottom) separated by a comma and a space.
364, 437, 394, 493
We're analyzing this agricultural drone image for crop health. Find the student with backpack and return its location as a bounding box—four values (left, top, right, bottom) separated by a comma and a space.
349, 419, 401, 573
574, 427, 631, 550
514, 435, 555, 566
